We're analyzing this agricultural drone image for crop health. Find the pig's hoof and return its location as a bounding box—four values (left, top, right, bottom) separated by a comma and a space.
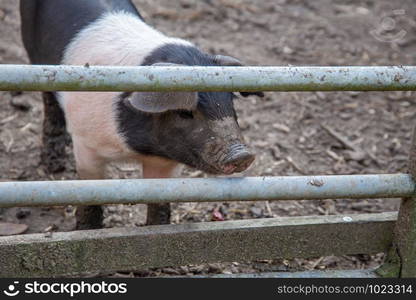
41, 156, 66, 174
75, 205, 104, 229
146, 203, 171, 225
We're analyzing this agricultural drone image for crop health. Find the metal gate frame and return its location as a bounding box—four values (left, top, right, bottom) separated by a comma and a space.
0, 65, 415, 277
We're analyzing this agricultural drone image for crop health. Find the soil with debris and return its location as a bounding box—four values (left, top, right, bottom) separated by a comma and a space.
0, 0, 415, 277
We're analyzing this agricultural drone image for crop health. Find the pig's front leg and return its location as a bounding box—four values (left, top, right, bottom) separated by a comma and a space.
41, 92, 70, 174
73, 140, 106, 229
142, 159, 180, 225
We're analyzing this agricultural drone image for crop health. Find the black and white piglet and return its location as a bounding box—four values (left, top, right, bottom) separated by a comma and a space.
20, 0, 263, 227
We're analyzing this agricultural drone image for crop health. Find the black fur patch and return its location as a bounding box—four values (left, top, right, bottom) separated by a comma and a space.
142, 44, 217, 67
21, 0, 142, 65
116, 94, 158, 156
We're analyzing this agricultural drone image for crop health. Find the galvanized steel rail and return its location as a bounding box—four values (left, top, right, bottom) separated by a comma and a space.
1, 65, 416, 92
0, 174, 414, 207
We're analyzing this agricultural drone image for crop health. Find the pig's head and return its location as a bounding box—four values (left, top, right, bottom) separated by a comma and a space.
116, 47, 263, 175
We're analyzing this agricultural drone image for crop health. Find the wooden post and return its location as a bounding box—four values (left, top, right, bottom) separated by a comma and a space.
396, 125, 416, 277
379, 126, 416, 277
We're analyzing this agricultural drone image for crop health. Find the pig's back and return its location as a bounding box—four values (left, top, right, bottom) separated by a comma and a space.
62, 11, 192, 67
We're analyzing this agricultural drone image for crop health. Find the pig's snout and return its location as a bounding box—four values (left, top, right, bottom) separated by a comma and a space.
222, 144, 255, 174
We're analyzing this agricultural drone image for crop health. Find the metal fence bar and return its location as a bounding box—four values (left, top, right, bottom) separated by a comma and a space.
0, 174, 414, 207
1, 65, 416, 92
0, 212, 396, 277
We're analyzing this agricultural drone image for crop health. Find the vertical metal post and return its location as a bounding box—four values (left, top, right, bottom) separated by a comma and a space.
379, 126, 416, 277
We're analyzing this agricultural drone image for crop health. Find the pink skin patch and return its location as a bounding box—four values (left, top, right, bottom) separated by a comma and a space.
221, 154, 255, 175
222, 164, 237, 175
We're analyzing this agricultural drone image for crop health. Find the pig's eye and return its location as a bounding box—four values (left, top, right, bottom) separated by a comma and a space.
177, 110, 194, 119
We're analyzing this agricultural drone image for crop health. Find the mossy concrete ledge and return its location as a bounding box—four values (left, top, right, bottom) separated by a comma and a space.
0, 212, 396, 277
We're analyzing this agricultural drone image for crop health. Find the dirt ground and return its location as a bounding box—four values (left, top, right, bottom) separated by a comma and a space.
1, 0, 415, 277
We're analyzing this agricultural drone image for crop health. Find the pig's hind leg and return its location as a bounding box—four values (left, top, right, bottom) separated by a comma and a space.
41, 92, 70, 174
42, 93, 105, 229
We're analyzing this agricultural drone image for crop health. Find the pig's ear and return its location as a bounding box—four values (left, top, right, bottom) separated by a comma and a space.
124, 62, 198, 113
213, 55, 264, 98
213, 55, 243, 66
125, 91, 197, 113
